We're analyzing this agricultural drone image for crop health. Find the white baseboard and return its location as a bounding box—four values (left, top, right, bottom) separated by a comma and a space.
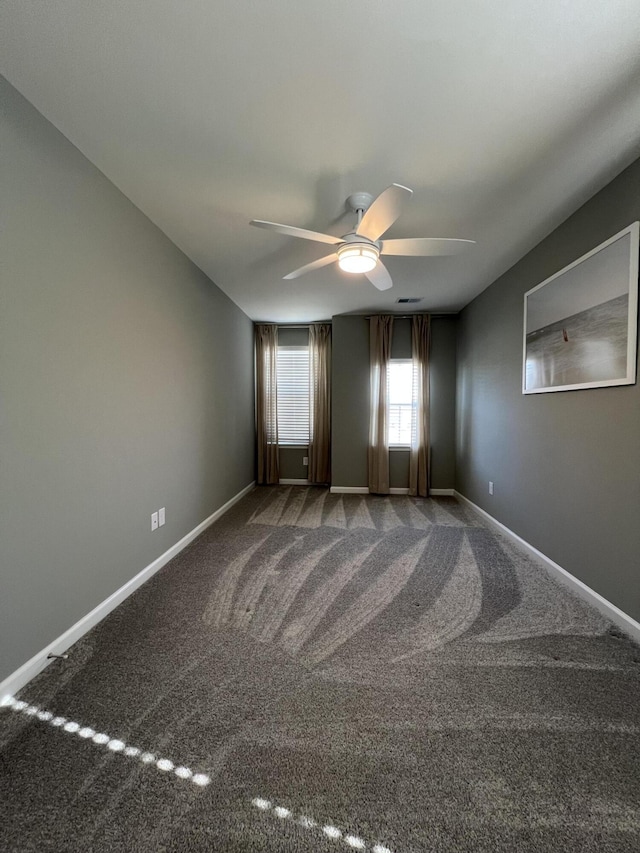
330, 486, 454, 496
0, 481, 256, 702
454, 491, 640, 644
279, 479, 310, 485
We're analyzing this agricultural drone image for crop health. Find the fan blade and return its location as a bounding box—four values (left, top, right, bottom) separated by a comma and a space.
364, 260, 393, 291
283, 253, 338, 280
356, 184, 413, 241
250, 219, 341, 245
380, 237, 476, 256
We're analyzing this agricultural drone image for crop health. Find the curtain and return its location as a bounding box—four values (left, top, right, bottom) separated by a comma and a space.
255, 324, 279, 484
308, 324, 332, 484
409, 314, 431, 497
368, 315, 394, 494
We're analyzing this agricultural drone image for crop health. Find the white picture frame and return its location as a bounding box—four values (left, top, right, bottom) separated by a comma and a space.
523, 221, 639, 394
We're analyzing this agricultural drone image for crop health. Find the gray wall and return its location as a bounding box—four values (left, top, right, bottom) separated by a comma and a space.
456, 156, 640, 622
429, 316, 457, 488
279, 448, 309, 481
332, 315, 457, 490
0, 78, 255, 682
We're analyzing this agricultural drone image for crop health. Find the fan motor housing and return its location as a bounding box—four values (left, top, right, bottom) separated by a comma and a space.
339, 232, 380, 250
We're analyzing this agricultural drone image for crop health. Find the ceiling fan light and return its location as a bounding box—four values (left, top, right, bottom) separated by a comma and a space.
338, 245, 378, 274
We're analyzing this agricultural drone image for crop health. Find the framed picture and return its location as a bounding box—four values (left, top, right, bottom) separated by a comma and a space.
523, 221, 639, 394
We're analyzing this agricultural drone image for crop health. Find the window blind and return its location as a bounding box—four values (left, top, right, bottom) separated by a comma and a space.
387, 359, 416, 446
277, 345, 310, 445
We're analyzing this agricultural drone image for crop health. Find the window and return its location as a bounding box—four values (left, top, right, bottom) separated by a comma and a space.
387, 359, 416, 447
276, 345, 310, 445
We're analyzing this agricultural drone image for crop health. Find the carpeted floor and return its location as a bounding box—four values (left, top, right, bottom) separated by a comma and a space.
1, 487, 639, 852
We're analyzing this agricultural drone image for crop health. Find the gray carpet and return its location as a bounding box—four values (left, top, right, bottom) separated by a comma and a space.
1, 487, 639, 852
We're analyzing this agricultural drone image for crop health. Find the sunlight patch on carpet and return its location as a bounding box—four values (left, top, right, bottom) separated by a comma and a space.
251, 795, 394, 852
2, 695, 211, 788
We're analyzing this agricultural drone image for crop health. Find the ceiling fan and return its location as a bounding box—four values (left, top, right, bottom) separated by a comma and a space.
250, 184, 475, 291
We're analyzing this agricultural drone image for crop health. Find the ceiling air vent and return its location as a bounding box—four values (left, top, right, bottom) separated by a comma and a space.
396, 297, 422, 304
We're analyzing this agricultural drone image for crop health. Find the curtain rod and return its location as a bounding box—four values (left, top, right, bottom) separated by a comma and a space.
256, 315, 455, 326
364, 313, 455, 320
272, 323, 332, 328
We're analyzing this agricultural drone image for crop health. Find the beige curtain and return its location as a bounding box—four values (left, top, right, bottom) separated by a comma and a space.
368, 315, 394, 494
308, 324, 332, 484
409, 314, 431, 497
255, 324, 279, 484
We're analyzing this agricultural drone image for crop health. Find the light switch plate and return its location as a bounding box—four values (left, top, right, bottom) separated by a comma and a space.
151, 511, 159, 531
159, 507, 166, 527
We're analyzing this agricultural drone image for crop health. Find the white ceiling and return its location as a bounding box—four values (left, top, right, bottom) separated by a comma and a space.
2, 1, 640, 322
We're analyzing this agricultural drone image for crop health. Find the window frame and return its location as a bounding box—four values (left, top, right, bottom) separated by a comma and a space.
387, 358, 416, 450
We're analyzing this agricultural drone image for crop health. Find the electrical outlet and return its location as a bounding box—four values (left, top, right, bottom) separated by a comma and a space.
159, 507, 166, 527
151, 511, 159, 531
489, 481, 494, 496
303, 456, 309, 466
